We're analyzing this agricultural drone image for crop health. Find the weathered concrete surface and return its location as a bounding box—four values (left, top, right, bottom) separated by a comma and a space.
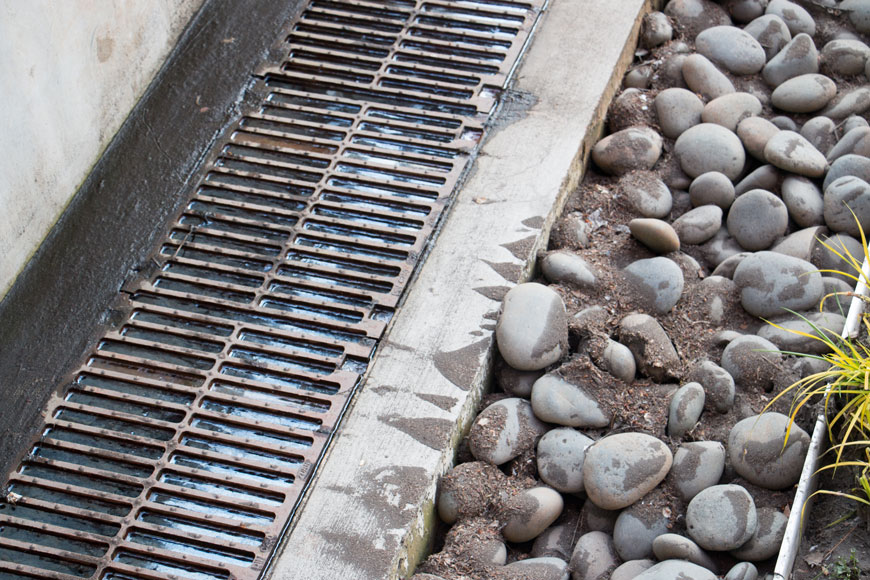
266, 0, 651, 578
0, 0, 203, 299
0, 0, 307, 478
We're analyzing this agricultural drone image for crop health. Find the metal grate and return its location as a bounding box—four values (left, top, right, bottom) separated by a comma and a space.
0, 1, 543, 578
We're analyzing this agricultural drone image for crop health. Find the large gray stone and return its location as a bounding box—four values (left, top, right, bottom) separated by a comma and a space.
687, 484, 758, 551
729, 412, 810, 489
570, 531, 619, 580
537, 427, 594, 493
762, 33, 818, 87
766, 0, 815, 36
668, 382, 706, 438
673, 205, 722, 245
541, 251, 597, 288
613, 500, 670, 560
583, 433, 673, 510
764, 130, 828, 177
822, 87, 870, 120
696, 26, 766, 75
531, 373, 610, 428
633, 560, 717, 580
736, 116, 780, 161
771, 74, 837, 113
619, 313, 681, 382
468, 398, 549, 465
757, 311, 846, 354
782, 176, 824, 227
702, 92, 763, 132
675, 123, 745, 180
720, 334, 782, 391
744, 14, 792, 61
824, 154, 870, 191
592, 126, 662, 176
656, 87, 705, 139
496, 283, 568, 371
824, 176, 870, 237
686, 360, 735, 413
682, 54, 736, 100
821, 39, 870, 76
623, 257, 685, 314
670, 441, 727, 501
726, 189, 788, 251
730, 507, 788, 561
501, 487, 564, 543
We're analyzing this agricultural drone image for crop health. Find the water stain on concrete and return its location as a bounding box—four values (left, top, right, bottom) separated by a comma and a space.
96, 33, 114, 63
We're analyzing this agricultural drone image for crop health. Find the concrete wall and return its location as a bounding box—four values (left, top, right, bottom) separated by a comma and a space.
0, 0, 203, 300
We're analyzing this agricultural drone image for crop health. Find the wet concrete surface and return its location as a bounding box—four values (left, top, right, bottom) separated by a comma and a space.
0, 0, 305, 478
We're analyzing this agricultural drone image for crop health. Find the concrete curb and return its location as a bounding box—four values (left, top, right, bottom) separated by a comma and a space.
266, 1, 652, 578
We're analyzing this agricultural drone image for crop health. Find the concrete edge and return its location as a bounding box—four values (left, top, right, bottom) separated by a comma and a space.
0, 0, 307, 477
266, 1, 652, 578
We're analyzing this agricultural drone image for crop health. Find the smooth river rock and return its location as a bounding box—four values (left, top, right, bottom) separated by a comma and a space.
827, 126, 870, 162
824, 176, 870, 237
702, 92, 762, 131
665, 0, 732, 37
592, 126, 662, 176
766, 0, 815, 36
673, 205, 722, 245
503, 557, 569, 580
570, 531, 619, 580
689, 171, 735, 209
537, 428, 594, 493
675, 123, 745, 180
762, 33, 818, 87
641, 11, 673, 48
821, 39, 870, 76
613, 499, 671, 560
656, 87, 705, 139
621, 171, 674, 218
800, 116, 838, 155
668, 382, 706, 438
496, 283, 568, 371
736, 116, 780, 161
623, 257, 685, 314
682, 54, 736, 100
611, 560, 655, 580
670, 441, 727, 501
601, 338, 637, 383
541, 251, 596, 288
782, 176, 824, 227
731, 507, 788, 561
583, 433, 673, 510
726, 189, 788, 251
653, 534, 717, 571
468, 398, 548, 465
531, 373, 610, 428
763, 130, 827, 177
619, 313, 681, 382
687, 484, 758, 551
729, 412, 810, 489
824, 154, 870, 191
744, 14, 792, 61
720, 334, 782, 391
696, 26, 766, 75
771, 74, 837, 113
634, 560, 717, 580
822, 87, 870, 120
500, 487, 564, 543
757, 311, 846, 354
629, 218, 680, 254
842, 0, 870, 34
686, 360, 736, 413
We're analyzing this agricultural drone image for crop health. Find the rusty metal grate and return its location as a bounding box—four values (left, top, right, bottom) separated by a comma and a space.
0, 1, 544, 578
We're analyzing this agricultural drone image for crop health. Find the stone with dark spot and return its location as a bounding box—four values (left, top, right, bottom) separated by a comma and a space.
668, 382, 706, 438
500, 487, 564, 543
764, 130, 827, 177
771, 225, 827, 262
687, 484, 758, 550
726, 189, 788, 251
690, 171, 735, 209
583, 432, 673, 510
824, 154, 870, 192
613, 497, 671, 560
675, 123, 745, 180
468, 398, 548, 465
531, 523, 577, 561
812, 232, 865, 285
728, 412, 810, 489
569, 531, 620, 580
720, 334, 782, 391
766, 0, 815, 36
686, 360, 735, 413
842, 0, 870, 34
771, 74, 837, 113
744, 14, 792, 61
623, 256, 685, 314
653, 533, 717, 571
541, 251, 597, 288
822, 87, 870, 119
537, 427, 595, 493
736, 117, 780, 161
762, 33, 818, 87
579, 501, 619, 534
827, 127, 870, 162
782, 176, 824, 227
824, 176, 870, 237
592, 126, 662, 176
669, 441, 727, 501
633, 560, 718, 580
495, 358, 542, 398
496, 283, 568, 371
619, 313, 681, 382
531, 374, 610, 428
712, 252, 751, 279
641, 11, 673, 48
733, 251, 823, 317
800, 116, 837, 156
682, 54, 736, 101
735, 164, 780, 195
731, 507, 788, 561
821, 39, 870, 76
726, 0, 766, 23
656, 87, 705, 139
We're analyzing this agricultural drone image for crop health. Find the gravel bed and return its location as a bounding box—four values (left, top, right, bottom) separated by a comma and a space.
412, 1, 870, 579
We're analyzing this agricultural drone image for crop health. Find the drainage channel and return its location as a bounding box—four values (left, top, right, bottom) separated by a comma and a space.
0, 1, 544, 579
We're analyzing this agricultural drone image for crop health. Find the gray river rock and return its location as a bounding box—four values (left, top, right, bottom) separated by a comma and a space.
623, 256, 685, 314
536, 427, 594, 493
592, 126, 662, 175
619, 312, 681, 382
675, 123, 745, 180
702, 92, 762, 132
726, 189, 788, 250
766, 0, 815, 36
782, 175, 824, 227
728, 412, 810, 489
531, 373, 610, 428
731, 507, 788, 561
655, 87, 705, 139
764, 130, 828, 177
686, 360, 735, 413
762, 33, 818, 87
720, 334, 782, 391
500, 487, 564, 543
800, 115, 837, 155
541, 251, 597, 288
733, 251, 823, 317
744, 14, 792, 61
468, 398, 548, 465
736, 116, 780, 161
629, 218, 681, 254
770, 73, 837, 113
695, 26, 766, 74
570, 531, 619, 580
673, 205, 722, 245
682, 54, 736, 100
634, 560, 717, 580
689, 171, 735, 209
613, 500, 670, 560
821, 38, 870, 75
670, 441, 727, 501
687, 484, 758, 551
824, 176, 870, 237
653, 533, 717, 571
496, 283, 568, 371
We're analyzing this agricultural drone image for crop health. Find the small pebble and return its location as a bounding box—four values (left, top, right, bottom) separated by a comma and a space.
827, 126, 870, 162
641, 11, 673, 48
629, 218, 680, 254
602, 339, 637, 383
613, 499, 671, 560
822, 87, 870, 119
771, 225, 827, 261
611, 560, 655, 580
757, 311, 846, 354
620, 171, 674, 218
821, 39, 870, 76
799, 116, 837, 155
712, 252, 751, 279
824, 154, 870, 191
842, 0, 870, 34
764, 130, 827, 177
618, 313, 681, 383
653, 533, 717, 571
735, 163, 779, 195
725, 562, 759, 580
634, 560, 717, 580
468, 398, 549, 465
731, 507, 788, 561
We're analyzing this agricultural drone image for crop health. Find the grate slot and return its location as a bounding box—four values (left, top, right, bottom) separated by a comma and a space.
1, 1, 544, 577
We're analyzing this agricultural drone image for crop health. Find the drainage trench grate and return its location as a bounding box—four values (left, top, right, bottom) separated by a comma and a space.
0, 1, 543, 578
